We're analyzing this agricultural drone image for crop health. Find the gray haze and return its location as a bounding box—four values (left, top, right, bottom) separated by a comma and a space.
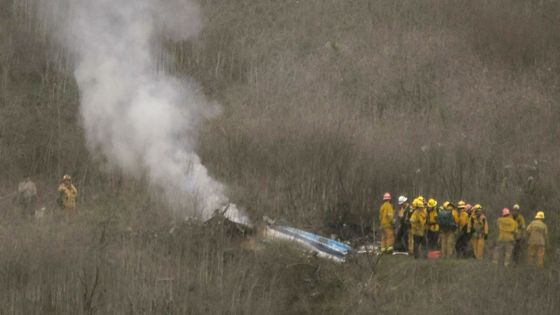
42, 0, 227, 218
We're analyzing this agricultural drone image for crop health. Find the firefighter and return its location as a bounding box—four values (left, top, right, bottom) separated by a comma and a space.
426, 199, 439, 250
526, 211, 548, 267
410, 199, 427, 259
395, 195, 413, 252
468, 204, 488, 260
493, 208, 518, 267
58, 175, 78, 220
438, 202, 458, 258
379, 192, 395, 253
455, 200, 471, 258
511, 204, 526, 263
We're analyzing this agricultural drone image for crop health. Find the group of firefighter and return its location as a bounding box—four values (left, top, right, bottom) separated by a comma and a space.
378, 193, 549, 267
16, 175, 78, 220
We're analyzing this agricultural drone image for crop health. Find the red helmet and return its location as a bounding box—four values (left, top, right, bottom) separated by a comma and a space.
383, 192, 391, 201
502, 208, 510, 216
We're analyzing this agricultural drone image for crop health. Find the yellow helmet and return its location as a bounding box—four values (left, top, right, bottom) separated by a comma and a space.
428, 198, 437, 208
474, 204, 482, 210
513, 204, 520, 210
443, 201, 450, 209
457, 200, 466, 209
535, 211, 545, 219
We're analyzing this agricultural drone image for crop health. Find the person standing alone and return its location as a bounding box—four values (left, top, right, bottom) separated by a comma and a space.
58, 175, 78, 221
526, 211, 548, 267
379, 193, 395, 254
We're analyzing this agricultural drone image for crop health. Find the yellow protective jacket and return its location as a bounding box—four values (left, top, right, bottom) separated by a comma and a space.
379, 201, 395, 229
458, 210, 470, 232
58, 183, 78, 209
497, 216, 518, 242
410, 209, 426, 236
468, 214, 488, 238
452, 209, 459, 225
426, 208, 439, 232
526, 220, 548, 246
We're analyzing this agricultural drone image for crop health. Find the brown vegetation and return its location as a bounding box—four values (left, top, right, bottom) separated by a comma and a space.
1, 0, 559, 313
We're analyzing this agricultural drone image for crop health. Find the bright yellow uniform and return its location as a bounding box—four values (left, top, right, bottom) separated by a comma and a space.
58, 183, 78, 210
379, 201, 395, 252
468, 213, 488, 260
493, 216, 518, 266
526, 219, 548, 267
458, 210, 470, 233
410, 210, 426, 237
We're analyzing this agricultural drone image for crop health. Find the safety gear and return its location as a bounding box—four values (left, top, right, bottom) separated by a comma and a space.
535, 211, 545, 219
458, 210, 469, 231
513, 204, 520, 210
63, 174, 71, 181
471, 238, 485, 260
379, 201, 395, 229
417, 196, 425, 202
473, 204, 482, 210
457, 200, 466, 209
526, 219, 548, 246
428, 198, 437, 208
398, 195, 407, 205
497, 215, 518, 241
438, 208, 457, 231
58, 183, 78, 210
443, 201, 450, 209
527, 244, 545, 267
427, 207, 439, 232
502, 208, 510, 216
493, 241, 514, 266
415, 202, 425, 209
410, 209, 426, 237
383, 192, 391, 201
381, 228, 395, 254
440, 232, 455, 258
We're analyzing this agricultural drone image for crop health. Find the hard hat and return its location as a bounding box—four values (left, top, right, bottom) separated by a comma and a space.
513, 204, 520, 210
398, 196, 408, 205
383, 192, 391, 201
63, 175, 71, 181
473, 204, 482, 210
443, 201, 450, 208
502, 208, 510, 216
457, 200, 466, 209
428, 199, 437, 208
535, 211, 545, 219
417, 196, 425, 203
416, 201, 425, 209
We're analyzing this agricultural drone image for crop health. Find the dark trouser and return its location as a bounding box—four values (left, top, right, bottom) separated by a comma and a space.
395, 225, 409, 252
413, 235, 426, 259
513, 239, 523, 263
456, 233, 469, 258
427, 231, 439, 250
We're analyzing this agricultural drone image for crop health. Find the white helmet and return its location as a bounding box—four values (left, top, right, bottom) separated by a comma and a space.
398, 196, 408, 205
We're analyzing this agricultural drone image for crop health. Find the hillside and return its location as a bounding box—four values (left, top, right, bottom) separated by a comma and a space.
1, 0, 559, 313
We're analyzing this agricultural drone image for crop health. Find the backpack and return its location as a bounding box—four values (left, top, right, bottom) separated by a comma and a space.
438, 209, 457, 231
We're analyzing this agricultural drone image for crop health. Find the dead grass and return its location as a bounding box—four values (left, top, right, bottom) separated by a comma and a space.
0, 212, 558, 314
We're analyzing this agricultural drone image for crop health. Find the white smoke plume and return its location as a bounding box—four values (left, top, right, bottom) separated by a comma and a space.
41, 0, 228, 219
